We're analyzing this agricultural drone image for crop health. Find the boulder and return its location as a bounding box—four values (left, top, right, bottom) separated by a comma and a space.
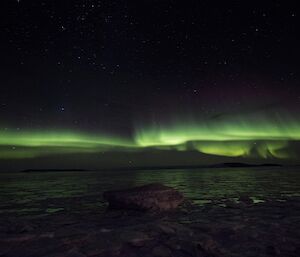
103, 183, 184, 212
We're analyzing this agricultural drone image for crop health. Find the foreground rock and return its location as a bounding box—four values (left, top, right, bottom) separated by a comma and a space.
103, 183, 185, 211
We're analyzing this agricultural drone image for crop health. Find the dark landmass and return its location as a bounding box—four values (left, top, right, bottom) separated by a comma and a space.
20, 163, 282, 173
209, 162, 283, 168
21, 168, 90, 173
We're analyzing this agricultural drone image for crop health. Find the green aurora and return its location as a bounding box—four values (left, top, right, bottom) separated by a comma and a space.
1, 114, 300, 160
134, 114, 300, 159
0, 131, 135, 159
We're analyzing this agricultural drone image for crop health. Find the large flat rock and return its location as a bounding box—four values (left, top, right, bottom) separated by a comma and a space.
103, 183, 185, 211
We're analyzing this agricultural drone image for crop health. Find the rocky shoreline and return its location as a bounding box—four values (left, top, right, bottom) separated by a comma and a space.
0, 187, 299, 257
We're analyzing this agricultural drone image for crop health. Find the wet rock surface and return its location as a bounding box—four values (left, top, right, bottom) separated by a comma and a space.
0, 196, 299, 257
103, 183, 185, 211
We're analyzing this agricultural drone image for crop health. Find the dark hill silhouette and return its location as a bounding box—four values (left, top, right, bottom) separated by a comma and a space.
20, 163, 282, 172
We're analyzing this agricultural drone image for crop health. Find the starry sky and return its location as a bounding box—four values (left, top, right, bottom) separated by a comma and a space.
1, 0, 299, 170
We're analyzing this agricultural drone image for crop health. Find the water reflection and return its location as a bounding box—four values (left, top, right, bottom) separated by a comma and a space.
0, 167, 299, 216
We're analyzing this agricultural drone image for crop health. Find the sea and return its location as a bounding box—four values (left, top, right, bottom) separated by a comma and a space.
0, 167, 299, 217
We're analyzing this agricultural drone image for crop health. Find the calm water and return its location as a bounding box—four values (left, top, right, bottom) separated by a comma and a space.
0, 167, 299, 216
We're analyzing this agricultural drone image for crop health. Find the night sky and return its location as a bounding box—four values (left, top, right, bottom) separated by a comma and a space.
1, 0, 299, 170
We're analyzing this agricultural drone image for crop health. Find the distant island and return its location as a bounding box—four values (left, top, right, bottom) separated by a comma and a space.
209, 162, 283, 168
20, 163, 282, 172
22, 169, 90, 173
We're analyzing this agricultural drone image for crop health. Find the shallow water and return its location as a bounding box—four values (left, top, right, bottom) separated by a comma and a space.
0, 167, 299, 216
